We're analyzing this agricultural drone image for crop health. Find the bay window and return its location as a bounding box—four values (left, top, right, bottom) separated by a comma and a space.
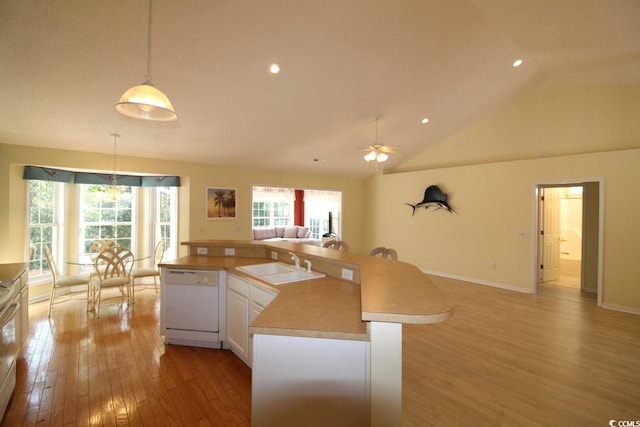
25, 166, 180, 285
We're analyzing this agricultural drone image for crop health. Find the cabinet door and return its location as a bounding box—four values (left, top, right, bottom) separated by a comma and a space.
19, 274, 29, 345
248, 302, 264, 365
226, 288, 248, 361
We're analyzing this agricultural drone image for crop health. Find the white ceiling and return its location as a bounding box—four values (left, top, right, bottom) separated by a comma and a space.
1, 0, 638, 178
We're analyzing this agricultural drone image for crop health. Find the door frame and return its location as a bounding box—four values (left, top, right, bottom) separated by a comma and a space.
530, 178, 605, 306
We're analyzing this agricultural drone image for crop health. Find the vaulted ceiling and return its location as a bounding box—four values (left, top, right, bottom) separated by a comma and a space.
1, 0, 638, 178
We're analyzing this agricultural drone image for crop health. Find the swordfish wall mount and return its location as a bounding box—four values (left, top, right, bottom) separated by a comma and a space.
406, 185, 455, 215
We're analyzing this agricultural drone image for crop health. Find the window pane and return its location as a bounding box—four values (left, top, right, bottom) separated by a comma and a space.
153, 186, 178, 262
27, 180, 58, 279
80, 184, 135, 252
101, 209, 116, 222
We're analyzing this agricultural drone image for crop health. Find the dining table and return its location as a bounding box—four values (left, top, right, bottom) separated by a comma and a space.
65, 252, 150, 310
65, 253, 150, 267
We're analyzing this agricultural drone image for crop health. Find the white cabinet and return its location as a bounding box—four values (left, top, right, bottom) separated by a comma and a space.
225, 273, 275, 366
248, 284, 275, 364
226, 274, 249, 362
252, 334, 369, 427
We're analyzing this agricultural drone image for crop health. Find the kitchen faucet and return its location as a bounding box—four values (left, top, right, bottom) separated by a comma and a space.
289, 252, 300, 269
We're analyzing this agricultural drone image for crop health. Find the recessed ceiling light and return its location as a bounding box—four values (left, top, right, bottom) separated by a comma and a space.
421, 118, 430, 124
270, 63, 280, 74
513, 59, 523, 67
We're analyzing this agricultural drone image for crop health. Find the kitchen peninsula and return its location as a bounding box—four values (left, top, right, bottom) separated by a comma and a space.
160, 240, 453, 427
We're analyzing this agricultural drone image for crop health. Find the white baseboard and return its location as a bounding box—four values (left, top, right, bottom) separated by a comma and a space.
420, 269, 532, 294
601, 303, 640, 315
421, 269, 640, 316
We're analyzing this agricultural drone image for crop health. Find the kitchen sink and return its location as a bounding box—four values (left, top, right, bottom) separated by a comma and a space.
258, 270, 326, 284
237, 262, 292, 276
236, 262, 326, 285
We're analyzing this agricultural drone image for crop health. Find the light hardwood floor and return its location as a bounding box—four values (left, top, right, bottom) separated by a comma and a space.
2, 277, 639, 426
404, 276, 639, 426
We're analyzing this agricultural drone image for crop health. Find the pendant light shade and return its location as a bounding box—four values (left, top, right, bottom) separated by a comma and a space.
115, 0, 177, 122
115, 82, 176, 122
364, 149, 389, 163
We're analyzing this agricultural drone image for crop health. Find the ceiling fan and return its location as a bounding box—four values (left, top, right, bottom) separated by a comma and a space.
362, 115, 402, 163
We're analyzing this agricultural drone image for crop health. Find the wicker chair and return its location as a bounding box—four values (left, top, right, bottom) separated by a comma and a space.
129, 240, 166, 301
44, 246, 92, 317
92, 246, 134, 318
369, 246, 398, 260
322, 240, 349, 252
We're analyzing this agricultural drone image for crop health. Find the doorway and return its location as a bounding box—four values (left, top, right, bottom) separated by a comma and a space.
534, 181, 602, 305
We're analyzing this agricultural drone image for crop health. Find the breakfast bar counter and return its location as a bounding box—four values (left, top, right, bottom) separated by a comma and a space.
161, 254, 369, 340
161, 240, 453, 330
161, 240, 454, 427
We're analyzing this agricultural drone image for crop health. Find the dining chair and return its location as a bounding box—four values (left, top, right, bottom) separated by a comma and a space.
369, 246, 398, 260
88, 239, 120, 258
322, 240, 349, 252
44, 246, 93, 317
129, 240, 166, 302
92, 246, 134, 318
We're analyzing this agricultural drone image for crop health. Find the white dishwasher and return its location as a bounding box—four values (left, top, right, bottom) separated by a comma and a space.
161, 268, 225, 348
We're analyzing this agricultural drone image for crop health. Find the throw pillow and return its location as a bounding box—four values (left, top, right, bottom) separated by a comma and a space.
283, 226, 298, 238
297, 227, 310, 238
253, 228, 276, 240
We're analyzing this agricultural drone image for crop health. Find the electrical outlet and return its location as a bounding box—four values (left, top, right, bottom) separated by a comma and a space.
197, 247, 207, 255
271, 251, 278, 260
341, 268, 354, 281
224, 248, 235, 256
490, 260, 497, 269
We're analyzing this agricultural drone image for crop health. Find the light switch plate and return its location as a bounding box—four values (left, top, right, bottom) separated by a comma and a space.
271, 251, 278, 260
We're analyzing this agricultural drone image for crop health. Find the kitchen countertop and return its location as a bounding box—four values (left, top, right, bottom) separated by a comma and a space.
0, 263, 27, 282
160, 241, 454, 341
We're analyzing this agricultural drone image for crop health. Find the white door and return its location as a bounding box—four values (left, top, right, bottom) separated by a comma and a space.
541, 188, 561, 282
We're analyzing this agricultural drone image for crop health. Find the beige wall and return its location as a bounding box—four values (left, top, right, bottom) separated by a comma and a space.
0, 143, 366, 292
364, 83, 640, 311
2, 82, 639, 312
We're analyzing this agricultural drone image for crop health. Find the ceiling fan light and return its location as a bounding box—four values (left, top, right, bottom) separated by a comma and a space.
377, 152, 389, 162
364, 151, 377, 162
115, 83, 177, 122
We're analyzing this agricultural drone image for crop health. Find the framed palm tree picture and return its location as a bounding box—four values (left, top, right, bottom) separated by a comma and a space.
205, 187, 237, 219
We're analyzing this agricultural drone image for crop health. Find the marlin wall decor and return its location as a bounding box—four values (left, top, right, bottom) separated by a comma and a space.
406, 185, 455, 215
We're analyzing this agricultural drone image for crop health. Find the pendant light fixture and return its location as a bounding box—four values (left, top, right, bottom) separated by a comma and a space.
115, 0, 177, 122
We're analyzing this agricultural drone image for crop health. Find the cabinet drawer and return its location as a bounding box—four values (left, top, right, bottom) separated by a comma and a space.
227, 274, 249, 297
251, 285, 276, 308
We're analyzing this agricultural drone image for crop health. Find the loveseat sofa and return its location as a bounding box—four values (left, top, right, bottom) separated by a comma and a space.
252, 226, 321, 246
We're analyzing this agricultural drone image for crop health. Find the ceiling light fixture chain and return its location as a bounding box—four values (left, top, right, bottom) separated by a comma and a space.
114, 0, 177, 122
145, 0, 153, 84
111, 133, 120, 187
